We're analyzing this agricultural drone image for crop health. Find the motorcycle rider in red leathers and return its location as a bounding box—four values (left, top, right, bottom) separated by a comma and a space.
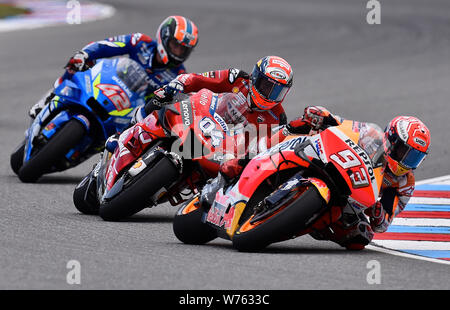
136, 55, 293, 130
219, 106, 431, 250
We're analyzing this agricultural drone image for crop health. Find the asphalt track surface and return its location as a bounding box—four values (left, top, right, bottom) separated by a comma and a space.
1, 0, 449, 289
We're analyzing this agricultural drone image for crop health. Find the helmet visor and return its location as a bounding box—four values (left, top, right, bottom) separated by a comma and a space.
251, 67, 290, 103
167, 38, 193, 62
389, 138, 427, 169
401, 147, 427, 169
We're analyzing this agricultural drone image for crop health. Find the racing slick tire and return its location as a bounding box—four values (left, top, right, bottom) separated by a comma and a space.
232, 185, 325, 252
73, 171, 100, 215
98, 155, 179, 221
10, 141, 25, 175
17, 119, 86, 183
173, 197, 217, 244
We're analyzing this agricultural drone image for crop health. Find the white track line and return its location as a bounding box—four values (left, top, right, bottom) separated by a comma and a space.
392, 218, 450, 227
366, 245, 450, 265
409, 197, 450, 205
415, 175, 450, 185
372, 240, 450, 251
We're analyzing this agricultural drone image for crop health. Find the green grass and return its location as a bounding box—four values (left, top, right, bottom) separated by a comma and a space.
0, 3, 30, 19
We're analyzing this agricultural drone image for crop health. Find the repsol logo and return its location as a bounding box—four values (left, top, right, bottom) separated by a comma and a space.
181, 101, 192, 127
257, 136, 308, 158
344, 138, 375, 182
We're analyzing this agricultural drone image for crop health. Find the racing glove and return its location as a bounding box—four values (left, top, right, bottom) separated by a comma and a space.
303, 106, 341, 130
152, 79, 185, 106
287, 106, 342, 134
65, 51, 91, 73
286, 117, 311, 134
366, 201, 390, 233
129, 79, 183, 126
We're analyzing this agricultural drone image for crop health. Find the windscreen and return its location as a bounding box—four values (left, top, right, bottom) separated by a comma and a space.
214, 92, 250, 127
357, 122, 385, 167
116, 58, 149, 94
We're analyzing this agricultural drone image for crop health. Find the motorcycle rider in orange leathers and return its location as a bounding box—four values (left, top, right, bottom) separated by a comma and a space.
216, 106, 431, 250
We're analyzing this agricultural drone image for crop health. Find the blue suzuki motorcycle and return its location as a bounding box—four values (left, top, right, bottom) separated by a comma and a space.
10, 57, 149, 182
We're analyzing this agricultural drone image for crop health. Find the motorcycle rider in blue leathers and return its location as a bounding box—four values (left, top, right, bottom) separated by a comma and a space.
29, 15, 199, 124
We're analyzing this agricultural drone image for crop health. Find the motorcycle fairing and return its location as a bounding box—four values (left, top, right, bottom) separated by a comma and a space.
321, 124, 382, 208
204, 182, 250, 238
105, 114, 165, 191
204, 120, 384, 238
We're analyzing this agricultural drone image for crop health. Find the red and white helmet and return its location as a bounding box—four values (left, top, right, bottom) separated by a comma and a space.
384, 116, 430, 176
156, 16, 199, 66
249, 56, 293, 110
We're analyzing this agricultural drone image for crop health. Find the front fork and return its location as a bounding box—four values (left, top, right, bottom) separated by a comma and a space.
24, 98, 58, 161
24, 95, 91, 163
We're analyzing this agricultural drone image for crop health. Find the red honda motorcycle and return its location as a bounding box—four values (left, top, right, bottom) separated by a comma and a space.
73, 89, 253, 221
173, 120, 386, 251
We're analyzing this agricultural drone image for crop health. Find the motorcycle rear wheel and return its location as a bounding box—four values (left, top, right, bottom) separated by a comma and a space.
99, 155, 179, 221
232, 185, 325, 252
18, 119, 86, 183
173, 197, 217, 244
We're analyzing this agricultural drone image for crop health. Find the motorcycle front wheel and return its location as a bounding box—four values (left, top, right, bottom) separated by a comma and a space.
173, 196, 217, 245
10, 141, 25, 175
98, 155, 180, 221
18, 119, 86, 183
73, 171, 100, 215
232, 185, 326, 252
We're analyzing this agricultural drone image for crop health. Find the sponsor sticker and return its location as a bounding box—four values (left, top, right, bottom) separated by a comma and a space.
268, 68, 287, 80
180, 101, 192, 127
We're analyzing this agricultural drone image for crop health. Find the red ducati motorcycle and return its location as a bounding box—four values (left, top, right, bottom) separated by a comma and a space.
73, 89, 253, 221
173, 120, 386, 251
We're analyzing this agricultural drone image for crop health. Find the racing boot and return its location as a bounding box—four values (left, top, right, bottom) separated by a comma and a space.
29, 89, 54, 119
325, 217, 374, 250
29, 76, 66, 119
336, 220, 374, 250
310, 205, 374, 250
